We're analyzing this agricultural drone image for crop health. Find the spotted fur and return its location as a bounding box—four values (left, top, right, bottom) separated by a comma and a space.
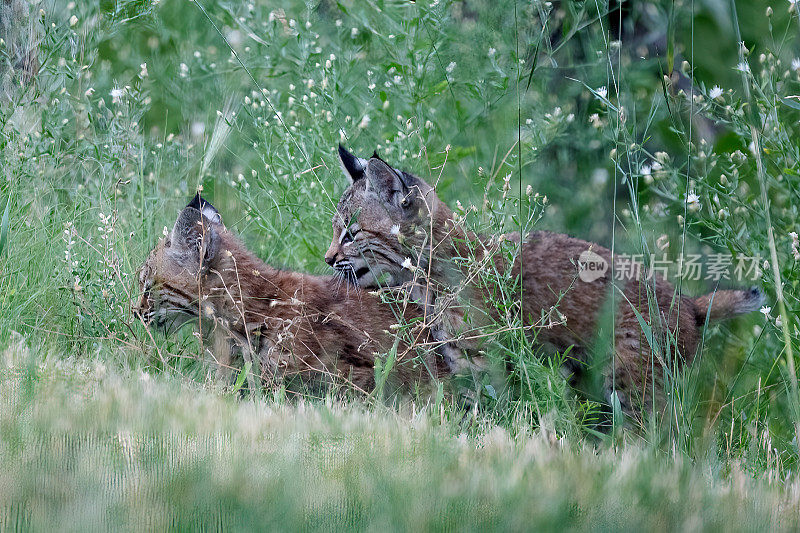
134, 194, 447, 394
327, 147, 764, 419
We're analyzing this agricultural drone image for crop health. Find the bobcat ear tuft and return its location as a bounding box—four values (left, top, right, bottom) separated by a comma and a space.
365, 157, 411, 207
338, 144, 367, 184
187, 192, 222, 225
172, 202, 220, 267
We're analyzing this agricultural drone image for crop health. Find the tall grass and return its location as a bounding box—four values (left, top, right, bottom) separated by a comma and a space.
2, 355, 800, 531
0, 0, 799, 527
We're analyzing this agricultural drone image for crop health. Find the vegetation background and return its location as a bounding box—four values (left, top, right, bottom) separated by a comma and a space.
2, 0, 800, 529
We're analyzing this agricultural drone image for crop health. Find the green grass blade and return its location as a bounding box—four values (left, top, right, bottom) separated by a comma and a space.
231, 361, 252, 395
0, 195, 10, 258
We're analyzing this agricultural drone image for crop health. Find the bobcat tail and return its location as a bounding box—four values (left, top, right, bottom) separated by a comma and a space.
694, 287, 764, 325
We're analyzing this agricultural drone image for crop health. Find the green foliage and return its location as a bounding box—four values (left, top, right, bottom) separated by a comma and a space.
0, 195, 9, 258
1, 360, 798, 531
0, 0, 799, 525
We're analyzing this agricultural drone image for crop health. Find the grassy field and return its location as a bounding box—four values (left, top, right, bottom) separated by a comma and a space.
2, 0, 800, 529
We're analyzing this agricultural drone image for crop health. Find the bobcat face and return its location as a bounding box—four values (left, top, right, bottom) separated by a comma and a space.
325, 146, 434, 288
133, 194, 222, 330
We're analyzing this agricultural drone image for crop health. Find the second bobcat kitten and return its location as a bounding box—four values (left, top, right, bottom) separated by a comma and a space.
325, 146, 764, 418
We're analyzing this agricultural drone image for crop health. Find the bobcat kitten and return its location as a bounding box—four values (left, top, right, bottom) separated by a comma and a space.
134, 194, 447, 393
326, 146, 764, 418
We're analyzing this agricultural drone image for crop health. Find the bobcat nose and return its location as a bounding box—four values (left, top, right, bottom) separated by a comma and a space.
324, 241, 341, 267
133, 303, 145, 322
132, 293, 152, 324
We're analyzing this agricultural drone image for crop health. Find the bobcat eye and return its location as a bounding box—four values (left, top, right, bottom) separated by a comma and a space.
342, 228, 360, 244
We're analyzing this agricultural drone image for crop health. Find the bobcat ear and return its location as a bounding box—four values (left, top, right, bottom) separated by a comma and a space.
338, 144, 368, 184
186, 192, 223, 225
365, 157, 411, 207
171, 201, 220, 267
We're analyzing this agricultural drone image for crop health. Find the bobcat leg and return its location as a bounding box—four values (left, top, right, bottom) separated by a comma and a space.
605, 319, 664, 426
210, 328, 235, 384
236, 332, 265, 396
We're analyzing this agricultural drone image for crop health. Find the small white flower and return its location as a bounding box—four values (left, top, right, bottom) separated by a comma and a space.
686, 191, 701, 212
351, 27, 359, 38
760, 306, 772, 317
84, 87, 94, 97
179, 63, 189, 78
139, 63, 148, 78
358, 115, 370, 129
488, 47, 496, 57
446, 61, 456, 74
793, 58, 800, 71
191, 121, 205, 138
390, 225, 400, 236
110, 86, 125, 103
69, 15, 78, 27
709, 85, 723, 99
401, 257, 416, 271
596, 86, 608, 99
736, 61, 750, 73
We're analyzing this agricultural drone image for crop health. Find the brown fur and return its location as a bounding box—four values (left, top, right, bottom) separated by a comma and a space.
328, 148, 764, 417
133, 196, 447, 394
